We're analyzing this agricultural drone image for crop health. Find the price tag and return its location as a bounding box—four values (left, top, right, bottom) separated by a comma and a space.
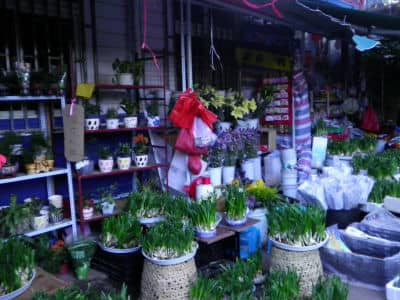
63, 104, 84, 162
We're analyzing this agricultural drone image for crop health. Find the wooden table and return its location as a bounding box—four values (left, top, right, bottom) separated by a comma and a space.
195, 226, 235, 245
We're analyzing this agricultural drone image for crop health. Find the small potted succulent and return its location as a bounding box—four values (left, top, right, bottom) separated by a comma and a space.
120, 97, 138, 128
133, 134, 149, 167
116, 142, 132, 170
146, 101, 160, 127
112, 58, 134, 85
97, 146, 114, 173
141, 218, 198, 265
28, 197, 49, 230
49, 204, 64, 223
83, 102, 101, 131
98, 185, 116, 216
190, 194, 221, 238
99, 213, 142, 253
82, 199, 94, 220
223, 185, 248, 226
105, 107, 119, 129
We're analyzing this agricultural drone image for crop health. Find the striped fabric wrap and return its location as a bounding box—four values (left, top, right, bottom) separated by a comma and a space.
293, 71, 312, 182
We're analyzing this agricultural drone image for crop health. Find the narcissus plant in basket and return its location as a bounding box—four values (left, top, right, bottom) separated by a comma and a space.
100, 214, 142, 249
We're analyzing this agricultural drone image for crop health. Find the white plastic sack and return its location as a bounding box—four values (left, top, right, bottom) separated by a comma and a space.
297, 178, 327, 209
193, 117, 217, 148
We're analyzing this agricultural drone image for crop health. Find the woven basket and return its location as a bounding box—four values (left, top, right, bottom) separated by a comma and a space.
140, 258, 197, 300
270, 246, 323, 297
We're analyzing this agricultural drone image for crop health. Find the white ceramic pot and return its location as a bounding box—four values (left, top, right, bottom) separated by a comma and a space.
117, 156, 131, 170
236, 119, 247, 129
208, 167, 222, 187
82, 207, 94, 220
241, 160, 254, 181
32, 214, 49, 230
217, 121, 232, 133
147, 115, 160, 127
119, 73, 133, 85
251, 156, 262, 180
124, 116, 138, 128
102, 202, 115, 215
48, 195, 63, 209
85, 118, 100, 130
247, 118, 259, 129
222, 166, 235, 184
98, 158, 114, 172
135, 154, 148, 167
106, 118, 119, 129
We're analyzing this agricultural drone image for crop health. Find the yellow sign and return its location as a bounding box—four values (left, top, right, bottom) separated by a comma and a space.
76, 83, 95, 99
235, 48, 292, 72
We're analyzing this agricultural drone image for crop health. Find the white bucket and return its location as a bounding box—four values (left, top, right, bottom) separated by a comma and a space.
282, 184, 298, 198
222, 166, 235, 184
251, 156, 262, 181
281, 148, 297, 167
248, 208, 268, 246
263, 152, 282, 186
241, 160, 254, 181
208, 167, 222, 187
282, 169, 298, 185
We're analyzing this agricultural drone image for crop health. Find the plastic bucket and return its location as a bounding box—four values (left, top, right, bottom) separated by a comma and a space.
208, 167, 222, 187
281, 169, 298, 185
281, 148, 297, 166
251, 156, 262, 181
263, 152, 282, 186
239, 226, 261, 259
241, 160, 254, 181
281, 184, 297, 199
248, 208, 268, 246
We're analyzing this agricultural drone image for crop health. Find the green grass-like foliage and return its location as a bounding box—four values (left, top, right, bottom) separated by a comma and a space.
190, 194, 217, 232
189, 276, 223, 300
0, 239, 35, 295
164, 195, 191, 222
263, 270, 300, 300
328, 137, 376, 156
269, 204, 326, 247
311, 275, 349, 300
223, 185, 247, 221
369, 179, 400, 203
128, 187, 166, 218
32, 284, 130, 300
101, 214, 142, 249
0, 195, 31, 239
142, 219, 195, 259
352, 149, 400, 178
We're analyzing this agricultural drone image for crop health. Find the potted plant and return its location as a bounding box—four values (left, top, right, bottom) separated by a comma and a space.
189, 277, 223, 300
49, 204, 64, 223
0, 194, 31, 238
99, 213, 142, 253
105, 107, 119, 129
141, 218, 198, 265
128, 187, 165, 224
312, 275, 349, 300
28, 197, 49, 230
98, 185, 116, 216
269, 203, 328, 297
120, 97, 138, 128
190, 194, 220, 238
165, 195, 191, 227
82, 199, 94, 220
112, 58, 134, 85
97, 146, 114, 173
146, 101, 160, 127
83, 102, 101, 131
220, 131, 239, 184
263, 270, 300, 300
206, 138, 225, 187
133, 134, 149, 167
0, 131, 21, 177
0, 239, 35, 298
231, 92, 257, 129
223, 185, 248, 226
116, 142, 132, 170
67, 239, 96, 280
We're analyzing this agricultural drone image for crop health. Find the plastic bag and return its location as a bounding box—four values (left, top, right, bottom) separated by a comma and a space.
175, 128, 208, 155
297, 178, 327, 209
361, 105, 380, 133
193, 116, 217, 148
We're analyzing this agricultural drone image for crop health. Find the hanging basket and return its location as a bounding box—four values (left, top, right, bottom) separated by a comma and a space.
140, 258, 197, 300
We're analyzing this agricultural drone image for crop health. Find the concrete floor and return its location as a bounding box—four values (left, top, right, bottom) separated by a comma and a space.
348, 284, 385, 300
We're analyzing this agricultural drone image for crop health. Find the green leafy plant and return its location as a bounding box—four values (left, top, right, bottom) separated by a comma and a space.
246, 180, 282, 210
29, 131, 49, 158
314, 119, 328, 137
0, 194, 31, 238
368, 179, 400, 203
0, 131, 22, 165
97, 184, 117, 207
0, 239, 35, 295
34, 236, 68, 274
28, 197, 43, 216
101, 214, 142, 249
146, 101, 159, 117
311, 275, 349, 300
263, 270, 300, 300
190, 194, 218, 232
248, 250, 264, 277
98, 146, 113, 160
189, 276, 223, 300
112, 58, 144, 85
133, 134, 149, 155
165, 195, 191, 224
128, 187, 164, 218
117, 143, 131, 157
352, 149, 400, 178
142, 219, 195, 259
223, 185, 248, 221
106, 107, 119, 119
269, 203, 326, 247
83, 102, 102, 118
120, 97, 137, 116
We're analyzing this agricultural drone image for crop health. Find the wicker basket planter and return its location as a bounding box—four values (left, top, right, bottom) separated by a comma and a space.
140, 258, 197, 300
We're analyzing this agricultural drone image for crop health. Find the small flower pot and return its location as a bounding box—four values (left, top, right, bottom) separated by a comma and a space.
147, 115, 160, 127
75, 159, 95, 175
225, 215, 247, 227
101, 202, 115, 215
0, 163, 18, 177
98, 158, 114, 173
32, 214, 49, 230
208, 166, 222, 187
82, 207, 94, 220
135, 154, 148, 167
124, 116, 138, 128
48, 195, 63, 208
50, 212, 64, 223
118, 73, 133, 85
106, 118, 119, 129
196, 228, 217, 238
85, 118, 100, 130
117, 156, 131, 170
241, 160, 254, 181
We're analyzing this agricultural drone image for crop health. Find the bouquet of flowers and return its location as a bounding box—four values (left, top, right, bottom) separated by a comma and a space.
207, 137, 226, 168
229, 92, 257, 120
240, 128, 260, 159
219, 131, 243, 167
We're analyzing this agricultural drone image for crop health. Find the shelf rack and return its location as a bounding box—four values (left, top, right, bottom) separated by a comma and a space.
0, 95, 77, 239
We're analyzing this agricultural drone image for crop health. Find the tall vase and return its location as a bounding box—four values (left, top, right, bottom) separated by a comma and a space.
241, 160, 254, 181
251, 156, 262, 180
208, 166, 222, 187
222, 166, 235, 184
